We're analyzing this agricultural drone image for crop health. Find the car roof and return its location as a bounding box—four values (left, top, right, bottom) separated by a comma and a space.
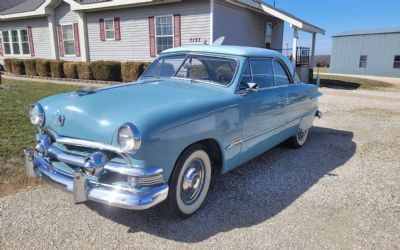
162, 45, 284, 58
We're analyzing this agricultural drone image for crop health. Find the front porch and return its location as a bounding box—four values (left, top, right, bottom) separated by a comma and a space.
228, 0, 326, 82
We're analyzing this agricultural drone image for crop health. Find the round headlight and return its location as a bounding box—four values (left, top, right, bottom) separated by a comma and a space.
30, 103, 45, 127
117, 123, 141, 153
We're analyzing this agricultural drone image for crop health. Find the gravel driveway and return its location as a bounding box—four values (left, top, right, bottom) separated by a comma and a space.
1, 87, 399, 249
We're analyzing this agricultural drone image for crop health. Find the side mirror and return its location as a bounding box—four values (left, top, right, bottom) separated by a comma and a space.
245, 82, 259, 92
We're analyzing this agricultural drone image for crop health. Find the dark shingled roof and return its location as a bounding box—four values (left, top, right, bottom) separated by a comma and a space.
333, 27, 400, 37
0, 0, 45, 15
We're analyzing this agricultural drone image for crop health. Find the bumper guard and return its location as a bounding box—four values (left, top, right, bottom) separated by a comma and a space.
24, 148, 169, 210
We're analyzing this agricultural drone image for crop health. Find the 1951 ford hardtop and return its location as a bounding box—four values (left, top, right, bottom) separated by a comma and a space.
25, 45, 322, 218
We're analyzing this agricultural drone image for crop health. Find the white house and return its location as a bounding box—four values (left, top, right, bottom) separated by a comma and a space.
0, 0, 324, 80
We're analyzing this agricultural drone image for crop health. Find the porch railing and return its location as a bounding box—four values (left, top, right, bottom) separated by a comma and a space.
273, 47, 310, 67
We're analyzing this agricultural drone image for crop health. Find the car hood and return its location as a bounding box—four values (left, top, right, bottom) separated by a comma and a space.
39, 79, 232, 145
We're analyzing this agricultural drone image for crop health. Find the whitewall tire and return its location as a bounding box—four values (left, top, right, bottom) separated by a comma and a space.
288, 129, 309, 149
168, 144, 212, 218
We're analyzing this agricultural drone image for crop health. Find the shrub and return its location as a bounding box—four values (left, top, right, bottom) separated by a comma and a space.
92, 61, 121, 81
76, 62, 93, 80
63, 62, 78, 79
11, 59, 25, 75
4, 59, 12, 73
121, 61, 150, 82
50, 60, 65, 78
24, 59, 37, 76
36, 59, 51, 77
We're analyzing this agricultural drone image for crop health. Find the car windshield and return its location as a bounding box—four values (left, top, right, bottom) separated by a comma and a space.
141, 54, 238, 86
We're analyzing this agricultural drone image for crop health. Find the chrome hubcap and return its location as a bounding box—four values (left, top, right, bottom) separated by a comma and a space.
296, 130, 308, 144
181, 159, 205, 205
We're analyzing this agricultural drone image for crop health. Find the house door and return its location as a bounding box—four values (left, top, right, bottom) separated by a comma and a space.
265, 22, 273, 49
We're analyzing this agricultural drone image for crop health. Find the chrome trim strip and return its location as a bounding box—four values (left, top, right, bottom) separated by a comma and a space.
47, 145, 162, 177
227, 109, 317, 149
45, 127, 132, 165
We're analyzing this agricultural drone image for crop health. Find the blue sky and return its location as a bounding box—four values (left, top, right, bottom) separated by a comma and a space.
268, 0, 400, 55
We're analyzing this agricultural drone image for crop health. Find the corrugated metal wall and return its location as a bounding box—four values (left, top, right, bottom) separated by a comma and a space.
330, 33, 400, 77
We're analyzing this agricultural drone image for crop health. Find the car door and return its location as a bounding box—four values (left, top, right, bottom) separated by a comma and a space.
272, 59, 309, 125
239, 58, 288, 161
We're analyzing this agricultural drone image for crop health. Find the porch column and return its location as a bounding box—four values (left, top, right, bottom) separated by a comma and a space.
78, 11, 90, 62
309, 32, 316, 68
292, 27, 298, 64
47, 10, 59, 60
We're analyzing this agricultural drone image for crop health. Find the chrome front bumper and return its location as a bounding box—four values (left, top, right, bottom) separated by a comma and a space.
24, 148, 169, 210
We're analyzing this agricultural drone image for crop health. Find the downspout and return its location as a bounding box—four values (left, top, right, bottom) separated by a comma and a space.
210, 0, 214, 45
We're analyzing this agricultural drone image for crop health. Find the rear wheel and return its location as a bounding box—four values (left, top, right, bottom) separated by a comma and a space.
167, 144, 212, 218
287, 129, 309, 149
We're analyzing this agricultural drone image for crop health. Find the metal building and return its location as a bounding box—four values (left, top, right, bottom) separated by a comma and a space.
330, 28, 400, 77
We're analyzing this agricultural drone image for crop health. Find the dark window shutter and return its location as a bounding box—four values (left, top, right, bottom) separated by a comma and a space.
57, 24, 64, 57
99, 18, 105, 41
0, 38, 3, 56
27, 26, 35, 57
173, 14, 181, 47
73, 23, 81, 57
149, 16, 156, 57
114, 17, 121, 41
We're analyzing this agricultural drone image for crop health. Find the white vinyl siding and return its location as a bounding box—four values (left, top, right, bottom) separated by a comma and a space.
54, 2, 80, 60
104, 18, 115, 40
155, 15, 173, 54
0, 17, 51, 59
86, 0, 210, 61
213, 0, 283, 50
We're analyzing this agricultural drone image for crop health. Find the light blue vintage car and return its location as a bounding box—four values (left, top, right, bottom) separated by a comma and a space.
25, 45, 322, 218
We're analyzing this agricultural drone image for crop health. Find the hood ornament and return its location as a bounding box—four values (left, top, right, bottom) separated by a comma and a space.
58, 113, 65, 126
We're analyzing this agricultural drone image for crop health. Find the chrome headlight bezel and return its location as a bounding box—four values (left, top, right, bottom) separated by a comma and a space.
30, 103, 45, 127
117, 123, 141, 153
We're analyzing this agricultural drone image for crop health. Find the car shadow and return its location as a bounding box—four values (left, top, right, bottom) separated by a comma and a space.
86, 126, 356, 243
314, 79, 361, 90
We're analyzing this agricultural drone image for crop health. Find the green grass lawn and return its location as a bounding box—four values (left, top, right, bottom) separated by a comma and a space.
0, 78, 80, 196
314, 74, 396, 91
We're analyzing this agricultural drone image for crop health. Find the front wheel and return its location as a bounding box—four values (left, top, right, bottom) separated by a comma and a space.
287, 129, 309, 149
167, 144, 212, 218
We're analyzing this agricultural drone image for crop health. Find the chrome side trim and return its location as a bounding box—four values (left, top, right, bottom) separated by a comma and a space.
227, 109, 317, 149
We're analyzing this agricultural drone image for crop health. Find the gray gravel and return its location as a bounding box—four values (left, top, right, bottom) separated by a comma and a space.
1, 87, 399, 249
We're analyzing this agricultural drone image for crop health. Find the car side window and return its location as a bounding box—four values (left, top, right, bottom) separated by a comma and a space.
249, 58, 274, 88
273, 60, 291, 86
239, 61, 253, 90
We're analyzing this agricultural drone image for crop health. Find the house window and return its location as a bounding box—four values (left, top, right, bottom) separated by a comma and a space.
265, 22, 273, 49
61, 24, 75, 56
1, 29, 30, 55
155, 16, 173, 54
394, 55, 400, 69
11, 30, 20, 55
2, 31, 11, 55
20, 30, 30, 55
359, 55, 367, 68
104, 18, 115, 40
